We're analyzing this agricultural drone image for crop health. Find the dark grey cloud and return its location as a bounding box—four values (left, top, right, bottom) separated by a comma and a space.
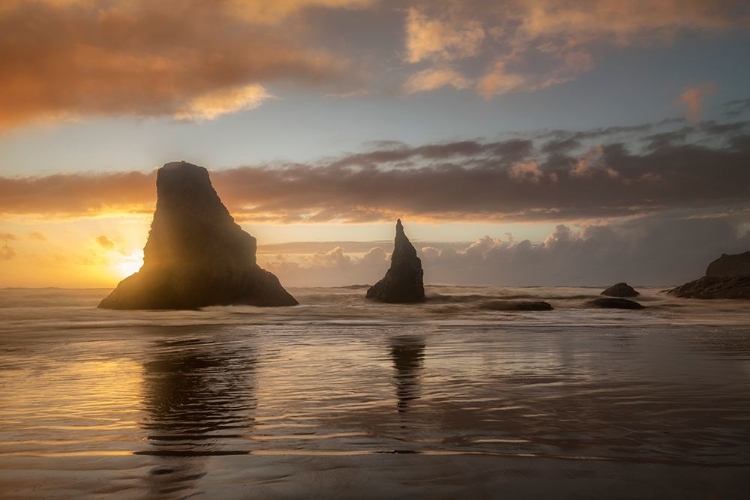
722, 98, 750, 117
1, 119, 749, 224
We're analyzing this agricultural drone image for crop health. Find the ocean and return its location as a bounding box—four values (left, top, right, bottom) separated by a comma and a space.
0, 286, 749, 499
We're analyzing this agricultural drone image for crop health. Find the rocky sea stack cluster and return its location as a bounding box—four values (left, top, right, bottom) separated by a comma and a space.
669, 251, 750, 300
366, 219, 425, 303
99, 161, 297, 309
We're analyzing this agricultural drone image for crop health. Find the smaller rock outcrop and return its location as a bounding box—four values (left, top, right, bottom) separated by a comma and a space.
601, 282, 639, 297
586, 298, 645, 310
478, 300, 553, 311
366, 219, 425, 303
706, 251, 750, 277
667, 275, 750, 299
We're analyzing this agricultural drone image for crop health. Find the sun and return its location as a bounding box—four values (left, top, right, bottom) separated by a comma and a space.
115, 251, 144, 278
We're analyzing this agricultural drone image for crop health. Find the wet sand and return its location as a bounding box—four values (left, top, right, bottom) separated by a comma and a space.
1, 286, 749, 498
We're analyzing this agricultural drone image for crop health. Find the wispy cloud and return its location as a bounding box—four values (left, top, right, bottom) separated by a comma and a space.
405, 8, 485, 63
678, 84, 718, 121
174, 84, 274, 122
95, 235, 115, 250
405, 0, 749, 98
403, 67, 472, 94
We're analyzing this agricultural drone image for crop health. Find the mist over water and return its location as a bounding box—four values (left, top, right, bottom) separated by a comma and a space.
1, 286, 749, 498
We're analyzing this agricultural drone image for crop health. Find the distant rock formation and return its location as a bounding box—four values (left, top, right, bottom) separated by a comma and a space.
478, 300, 553, 311
366, 219, 425, 303
99, 161, 297, 309
668, 275, 750, 300
601, 282, 639, 297
586, 298, 645, 310
705, 251, 750, 277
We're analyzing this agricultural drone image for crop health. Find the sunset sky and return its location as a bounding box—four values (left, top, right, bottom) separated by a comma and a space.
1, 0, 749, 287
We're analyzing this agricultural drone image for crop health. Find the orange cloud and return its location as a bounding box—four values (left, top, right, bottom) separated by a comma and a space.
0, 0, 353, 129
228, 0, 373, 24
96, 235, 115, 250
678, 84, 718, 121
405, 8, 485, 63
174, 84, 274, 122
403, 67, 472, 94
0, 233, 17, 260
0, 171, 155, 216
514, 0, 747, 43
477, 62, 527, 98
407, 0, 747, 97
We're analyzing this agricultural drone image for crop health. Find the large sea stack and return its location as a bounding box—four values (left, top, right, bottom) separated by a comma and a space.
99, 161, 298, 309
668, 250, 750, 300
705, 251, 750, 277
668, 275, 750, 300
366, 219, 425, 303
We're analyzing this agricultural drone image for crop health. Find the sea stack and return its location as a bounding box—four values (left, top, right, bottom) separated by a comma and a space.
668, 250, 750, 299
99, 161, 298, 309
705, 251, 750, 277
601, 282, 639, 297
668, 275, 750, 300
366, 219, 425, 303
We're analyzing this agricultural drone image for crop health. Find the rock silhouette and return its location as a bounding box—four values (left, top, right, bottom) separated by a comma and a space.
99, 161, 297, 309
601, 282, 639, 297
366, 219, 425, 303
586, 298, 645, 310
668, 275, 750, 299
706, 251, 750, 277
478, 300, 553, 311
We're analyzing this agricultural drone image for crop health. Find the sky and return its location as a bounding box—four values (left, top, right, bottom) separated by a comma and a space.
1, 0, 750, 288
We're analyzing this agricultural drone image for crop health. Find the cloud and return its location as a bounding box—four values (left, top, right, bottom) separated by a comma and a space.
96, 235, 115, 250
174, 84, 274, 122
569, 145, 618, 179
403, 67, 472, 94
0, 0, 354, 129
678, 84, 718, 121
405, 8, 485, 63
508, 160, 545, 184
510, 0, 747, 42
0, 233, 16, 260
477, 62, 527, 98
227, 0, 374, 24
406, 0, 748, 97
2, 0, 747, 123
0, 171, 155, 216
0, 244, 15, 260
417, 216, 750, 286
1, 119, 749, 224
722, 98, 750, 118
28, 232, 46, 241
259, 215, 750, 287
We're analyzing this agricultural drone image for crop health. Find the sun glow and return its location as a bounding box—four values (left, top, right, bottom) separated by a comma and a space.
115, 251, 144, 278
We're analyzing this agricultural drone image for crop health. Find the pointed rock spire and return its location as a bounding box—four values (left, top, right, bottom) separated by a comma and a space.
366, 219, 425, 303
99, 161, 297, 309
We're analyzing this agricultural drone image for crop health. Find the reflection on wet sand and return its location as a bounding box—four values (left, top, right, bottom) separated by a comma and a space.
390, 336, 425, 414
139, 332, 257, 497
